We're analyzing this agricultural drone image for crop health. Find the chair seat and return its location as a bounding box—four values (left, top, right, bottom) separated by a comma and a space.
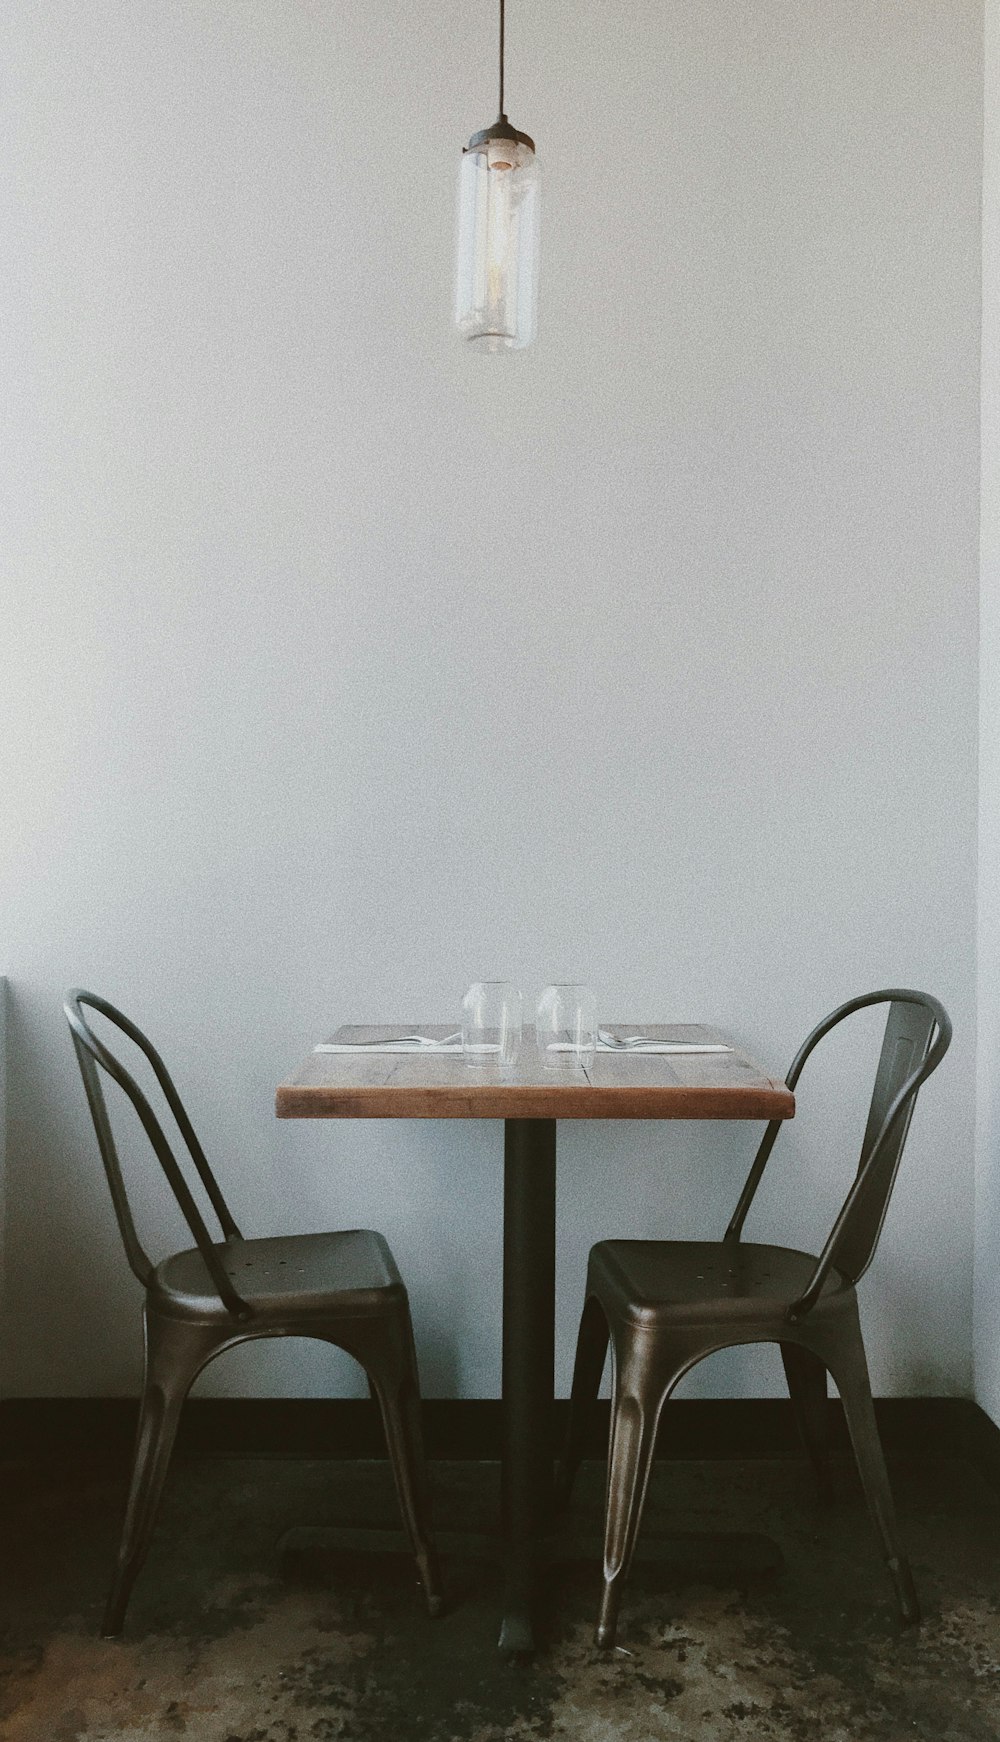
591, 1239, 848, 1327
151, 1228, 405, 1321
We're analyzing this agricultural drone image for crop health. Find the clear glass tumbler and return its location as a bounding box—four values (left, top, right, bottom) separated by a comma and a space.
461, 982, 523, 1069
536, 984, 597, 1070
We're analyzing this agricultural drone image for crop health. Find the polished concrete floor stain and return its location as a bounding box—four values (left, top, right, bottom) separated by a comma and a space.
2, 1453, 999, 1740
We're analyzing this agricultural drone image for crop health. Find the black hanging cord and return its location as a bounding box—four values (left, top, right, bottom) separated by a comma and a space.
499, 0, 505, 119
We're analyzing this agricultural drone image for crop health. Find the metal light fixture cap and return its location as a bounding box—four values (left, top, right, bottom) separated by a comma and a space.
465, 113, 535, 154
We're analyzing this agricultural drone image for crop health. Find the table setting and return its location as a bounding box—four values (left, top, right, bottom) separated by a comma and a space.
313, 981, 734, 1061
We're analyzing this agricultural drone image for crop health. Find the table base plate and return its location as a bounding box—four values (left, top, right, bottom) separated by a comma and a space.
278, 1518, 785, 1652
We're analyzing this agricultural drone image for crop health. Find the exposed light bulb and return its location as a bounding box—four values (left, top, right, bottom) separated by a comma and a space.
454, 3, 540, 352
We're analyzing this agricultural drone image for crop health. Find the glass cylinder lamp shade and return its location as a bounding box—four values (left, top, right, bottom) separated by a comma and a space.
455, 124, 539, 352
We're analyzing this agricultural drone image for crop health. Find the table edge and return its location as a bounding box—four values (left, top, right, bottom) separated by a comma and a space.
275, 1083, 796, 1121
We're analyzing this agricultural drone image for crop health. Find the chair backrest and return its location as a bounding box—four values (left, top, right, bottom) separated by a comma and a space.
725, 989, 951, 1315
65, 990, 250, 1318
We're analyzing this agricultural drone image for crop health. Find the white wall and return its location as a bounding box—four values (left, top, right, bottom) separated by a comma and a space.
0, 977, 7, 1400
0, 1, 981, 1401
976, 0, 1000, 1427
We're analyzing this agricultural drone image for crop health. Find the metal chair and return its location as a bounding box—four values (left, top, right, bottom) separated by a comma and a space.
65, 989, 442, 1636
557, 989, 951, 1648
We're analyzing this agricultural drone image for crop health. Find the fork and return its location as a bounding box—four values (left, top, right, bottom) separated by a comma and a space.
598, 1029, 659, 1048
338, 1032, 462, 1048
596, 1029, 731, 1053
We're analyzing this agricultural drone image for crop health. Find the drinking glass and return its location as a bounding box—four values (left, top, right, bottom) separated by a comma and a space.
536, 984, 597, 1070
461, 982, 523, 1069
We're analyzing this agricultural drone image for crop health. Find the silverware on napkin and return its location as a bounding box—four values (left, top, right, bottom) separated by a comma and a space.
597, 1029, 731, 1054
315, 1032, 461, 1053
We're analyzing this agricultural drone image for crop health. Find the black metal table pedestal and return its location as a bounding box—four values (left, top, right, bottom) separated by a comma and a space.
499, 1117, 556, 1654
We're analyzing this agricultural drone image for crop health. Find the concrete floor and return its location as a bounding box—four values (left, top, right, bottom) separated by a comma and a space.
2, 1450, 1000, 1741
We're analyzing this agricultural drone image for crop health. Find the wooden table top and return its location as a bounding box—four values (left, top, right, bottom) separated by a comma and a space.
276, 1025, 794, 1122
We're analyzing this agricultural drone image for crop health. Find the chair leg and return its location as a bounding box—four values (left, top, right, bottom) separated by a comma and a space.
339, 1312, 443, 1619
596, 1343, 664, 1650
780, 1341, 834, 1505
827, 1328, 920, 1626
555, 1295, 610, 1506
103, 1309, 220, 1637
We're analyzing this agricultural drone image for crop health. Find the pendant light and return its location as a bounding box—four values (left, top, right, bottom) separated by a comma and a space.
455, 0, 540, 352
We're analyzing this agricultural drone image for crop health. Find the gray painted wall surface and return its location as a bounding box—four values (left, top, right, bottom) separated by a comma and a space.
0, 2, 981, 1400
977, 0, 1000, 1429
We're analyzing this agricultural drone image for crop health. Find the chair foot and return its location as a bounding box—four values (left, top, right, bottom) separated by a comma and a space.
888, 1556, 921, 1626
418, 1551, 445, 1618
595, 1580, 621, 1649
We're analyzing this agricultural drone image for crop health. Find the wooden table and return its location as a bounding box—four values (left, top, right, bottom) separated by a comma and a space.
277, 1025, 794, 1653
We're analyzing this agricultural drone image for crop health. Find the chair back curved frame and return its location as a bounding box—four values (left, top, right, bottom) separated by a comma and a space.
65, 989, 251, 1320
724, 988, 952, 1318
